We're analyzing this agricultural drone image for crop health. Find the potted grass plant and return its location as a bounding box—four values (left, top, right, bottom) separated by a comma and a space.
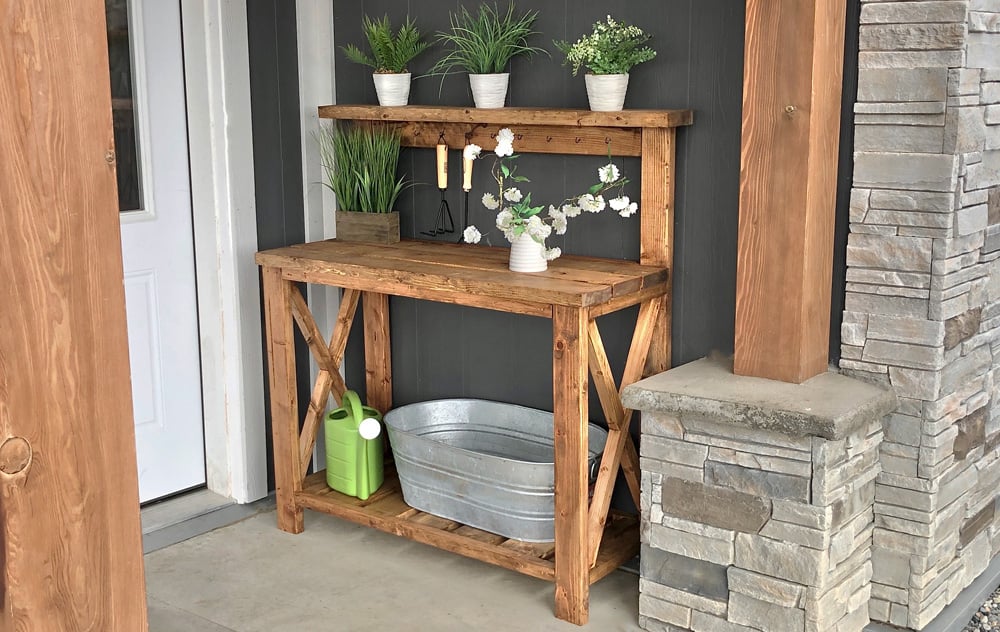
318, 122, 407, 244
427, 3, 546, 109
342, 15, 429, 106
555, 15, 656, 112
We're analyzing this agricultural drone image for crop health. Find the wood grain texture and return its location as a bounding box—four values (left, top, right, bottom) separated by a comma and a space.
0, 1, 147, 628
262, 268, 304, 533
735, 0, 844, 383
395, 122, 643, 157
552, 306, 591, 625
362, 292, 393, 414
640, 128, 676, 376
335, 210, 400, 244
319, 104, 694, 129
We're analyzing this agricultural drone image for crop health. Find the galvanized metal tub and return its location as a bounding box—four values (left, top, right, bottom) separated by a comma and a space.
383, 399, 608, 542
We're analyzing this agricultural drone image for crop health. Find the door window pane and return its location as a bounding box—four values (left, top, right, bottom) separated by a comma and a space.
106, 0, 143, 212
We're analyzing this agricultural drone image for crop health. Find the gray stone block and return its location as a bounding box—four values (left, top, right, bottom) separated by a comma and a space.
729, 567, 805, 608
853, 152, 957, 192
845, 283, 930, 299
957, 203, 989, 235
946, 107, 988, 154
860, 1, 970, 24
987, 104, 1000, 125
772, 500, 834, 530
639, 593, 691, 629
862, 339, 944, 370
649, 523, 735, 566
640, 577, 727, 618
760, 519, 830, 550
660, 476, 772, 534
968, 32, 1000, 69
858, 67, 949, 102
736, 533, 829, 586
860, 23, 967, 52
985, 82, 1000, 105
709, 447, 811, 477
690, 611, 759, 632
855, 101, 947, 115
954, 405, 988, 459
845, 268, 930, 288
644, 435, 709, 467
859, 50, 965, 69
729, 592, 806, 632
888, 366, 942, 400
970, 11, 1000, 33
869, 189, 954, 212
965, 150, 1000, 191
959, 500, 995, 546
950, 68, 984, 97
705, 461, 810, 502
854, 124, 946, 153
641, 545, 730, 602
867, 314, 944, 345
945, 307, 983, 350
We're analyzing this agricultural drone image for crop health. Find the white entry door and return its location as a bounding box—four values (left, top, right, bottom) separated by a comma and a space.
110, 0, 206, 502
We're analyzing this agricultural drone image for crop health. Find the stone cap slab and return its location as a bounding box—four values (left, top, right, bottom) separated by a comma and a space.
622, 355, 898, 440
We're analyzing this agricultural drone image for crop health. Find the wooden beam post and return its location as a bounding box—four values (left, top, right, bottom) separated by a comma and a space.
734, 0, 846, 383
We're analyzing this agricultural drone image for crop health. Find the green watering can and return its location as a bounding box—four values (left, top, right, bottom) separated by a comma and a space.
325, 391, 384, 500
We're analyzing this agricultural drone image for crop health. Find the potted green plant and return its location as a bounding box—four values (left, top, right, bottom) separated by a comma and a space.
318, 122, 407, 244
342, 15, 429, 107
555, 16, 656, 112
427, 3, 546, 109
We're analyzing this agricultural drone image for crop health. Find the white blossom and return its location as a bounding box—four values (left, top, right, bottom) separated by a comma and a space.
619, 201, 638, 218
609, 195, 630, 211
598, 163, 620, 184
482, 192, 500, 210
579, 193, 606, 213
561, 203, 582, 218
495, 128, 515, 158
543, 247, 562, 261
463, 144, 482, 160
496, 209, 514, 229
526, 215, 551, 240
463, 226, 482, 243
548, 205, 568, 235
504, 187, 522, 202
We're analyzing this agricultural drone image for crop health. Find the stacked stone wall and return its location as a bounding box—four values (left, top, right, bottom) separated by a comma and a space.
637, 411, 883, 632
843, 0, 1000, 628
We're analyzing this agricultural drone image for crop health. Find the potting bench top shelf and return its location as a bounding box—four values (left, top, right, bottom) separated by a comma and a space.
318, 104, 693, 156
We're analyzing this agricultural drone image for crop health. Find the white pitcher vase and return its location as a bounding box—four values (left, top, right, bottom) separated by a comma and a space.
585, 73, 629, 112
508, 233, 547, 272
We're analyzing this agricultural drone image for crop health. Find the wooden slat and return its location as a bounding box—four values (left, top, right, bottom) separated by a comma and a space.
617, 299, 662, 503
0, 1, 148, 626
329, 288, 361, 369
363, 292, 393, 414
394, 121, 643, 157
319, 104, 694, 129
295, 469, 636, 586
735, 0, 844, 383
295, 489, 556, 581
640, 128, 676, 377
262, 268, 304, 534
298, 370, 333, 479
552, 306, 591, 625
585, 320, 628, 567
589, 282, 669, 319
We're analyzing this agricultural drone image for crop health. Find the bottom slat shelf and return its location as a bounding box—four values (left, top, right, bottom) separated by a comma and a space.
295, 467, 638, 584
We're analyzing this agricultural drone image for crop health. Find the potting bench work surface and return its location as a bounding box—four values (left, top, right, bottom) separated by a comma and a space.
256, 238, 670, 625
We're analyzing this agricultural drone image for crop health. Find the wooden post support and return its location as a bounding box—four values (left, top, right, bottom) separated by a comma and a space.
552, 306, 590, 625
640, 128, 676, 376
734, 0, 846, 383
262, 268, 304, 533
363, 292, 393, 414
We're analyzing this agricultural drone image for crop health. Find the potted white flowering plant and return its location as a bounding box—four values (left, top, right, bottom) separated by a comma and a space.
555, 15, 656, 112
461, 128, 637, 272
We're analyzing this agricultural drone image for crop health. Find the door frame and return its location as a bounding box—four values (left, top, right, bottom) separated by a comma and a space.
177, 0, 336, 503
181, 0, 266, 503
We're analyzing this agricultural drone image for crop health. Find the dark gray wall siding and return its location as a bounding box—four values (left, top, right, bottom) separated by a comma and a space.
338, 1, 745, 416
248, 0, 308, 487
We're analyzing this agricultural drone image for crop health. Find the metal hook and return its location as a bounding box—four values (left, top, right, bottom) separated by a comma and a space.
546, 136, 553, 142
575, 137, 582, 144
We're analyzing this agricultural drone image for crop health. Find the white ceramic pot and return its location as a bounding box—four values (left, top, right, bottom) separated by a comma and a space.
372, 72, 411, 107
508, 233, 547, 272
469, 73, 509, 109
584, 73, 629, 112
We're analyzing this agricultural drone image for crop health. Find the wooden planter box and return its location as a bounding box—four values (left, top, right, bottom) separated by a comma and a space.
335, 211, 400, 244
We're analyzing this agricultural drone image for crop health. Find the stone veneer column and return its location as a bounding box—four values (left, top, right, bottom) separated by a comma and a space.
843, 0, 1000, 628
623, 357, 897, 632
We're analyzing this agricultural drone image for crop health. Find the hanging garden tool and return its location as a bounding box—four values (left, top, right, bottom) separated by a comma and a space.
458, 145, 473, 243
421, 139, 455, 237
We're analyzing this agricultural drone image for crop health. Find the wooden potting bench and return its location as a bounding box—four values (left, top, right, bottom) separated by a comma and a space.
256, 106, 692, 625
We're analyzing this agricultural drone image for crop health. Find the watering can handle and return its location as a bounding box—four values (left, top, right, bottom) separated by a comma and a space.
341, 390, 364, 430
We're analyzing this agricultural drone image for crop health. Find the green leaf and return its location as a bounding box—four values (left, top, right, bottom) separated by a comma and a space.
589, 183, 603, 194
512, 175, 530, 182
501, 163, 510, 177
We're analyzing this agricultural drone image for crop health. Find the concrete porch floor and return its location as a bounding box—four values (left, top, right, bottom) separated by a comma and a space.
145, 509, 642, 631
